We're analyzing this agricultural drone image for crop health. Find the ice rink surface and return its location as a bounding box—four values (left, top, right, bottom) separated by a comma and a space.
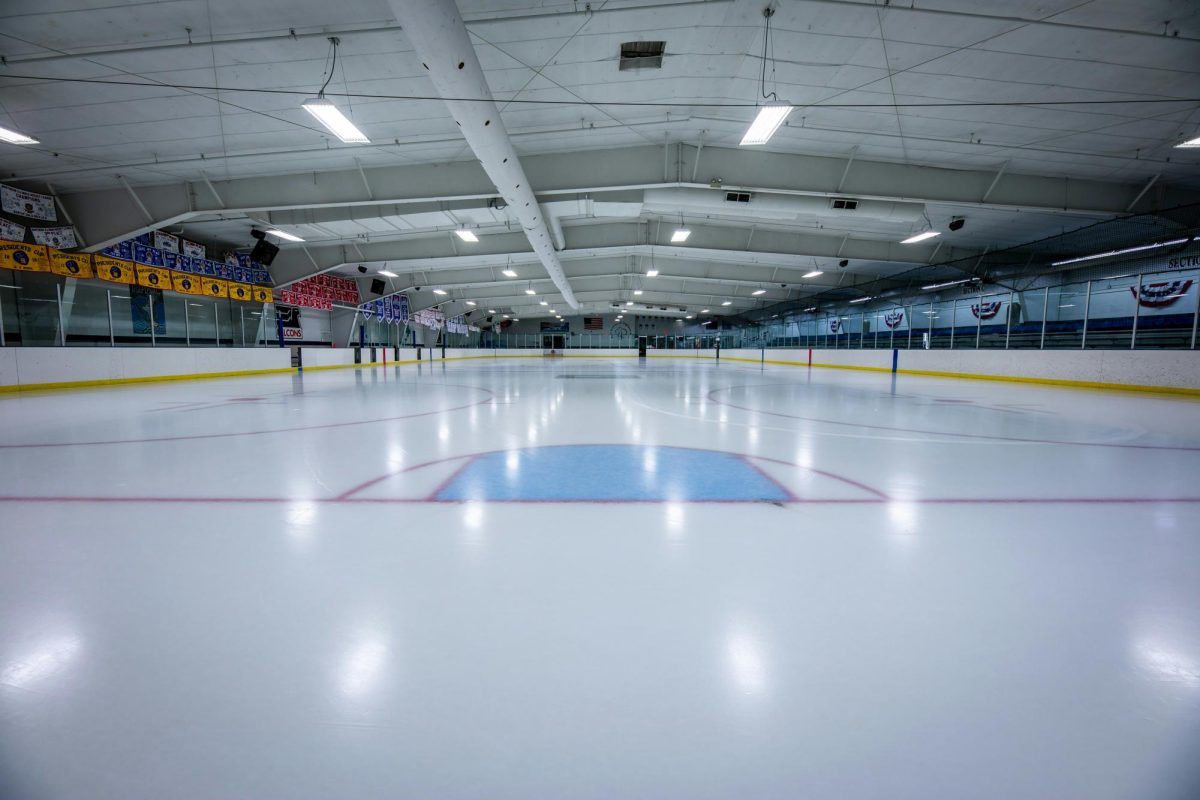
2, 356, 1199, 799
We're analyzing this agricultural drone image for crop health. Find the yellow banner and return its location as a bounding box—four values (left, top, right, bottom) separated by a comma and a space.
135, 264, 173, 290
94, 256, 136, 284
48, 249, 95, 279
252, 285, 273, 304
0, 241, 50, 273
171, 272, 204, 295
202, 277, 228, 299
228, 281, 254, 302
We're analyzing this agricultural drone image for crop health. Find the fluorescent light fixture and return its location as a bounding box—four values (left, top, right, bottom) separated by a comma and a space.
488, 309, 496, 313
645, 269, 659, 277
1175, 136, 1200, 148
752, 289, 766, 296
503, 314, 510, 318
548, 309, 556, 314
301, 97, 369, 143
740, 104, 792, 146
1050, 237, 1190, 267
502, 269, 517, 278
465, 301, 476, 306
805, 306, 817, 312
626, 301, 634, 306
901, 231, 940, 244
802, 270, 823, 278
685, 315, 693, 319
721, 301, 732, 306
921, 277, 977, 290
633, 290, 643, 295
265, 228, 304, 243
539, 300, 549, 306
670, 229, 691, 243
454, 229, 478, 243
701, 308, 709, 313
433, 289, 447, 295
849, 296, 871, 304
378, 270, 398, 278
0, 125, 39, 145
525, 289, 536, 295
512, 318, 519, 321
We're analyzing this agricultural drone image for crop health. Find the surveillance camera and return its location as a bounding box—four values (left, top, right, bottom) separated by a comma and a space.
948, 217, 965, 232
250, 229, 266, 241
839, 259, 849, 268
780, 284, 787, 288
357, 265, 367, 273
414, 287, 421, 291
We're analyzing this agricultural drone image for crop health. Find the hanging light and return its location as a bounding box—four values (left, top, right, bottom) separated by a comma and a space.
301, 38, 370, 144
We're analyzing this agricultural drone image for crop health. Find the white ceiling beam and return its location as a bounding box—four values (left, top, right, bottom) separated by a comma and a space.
55, 146, 1197, 253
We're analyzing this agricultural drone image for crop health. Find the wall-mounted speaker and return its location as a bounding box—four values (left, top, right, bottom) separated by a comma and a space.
249, 239, 279, 266
370, 278, 386, 295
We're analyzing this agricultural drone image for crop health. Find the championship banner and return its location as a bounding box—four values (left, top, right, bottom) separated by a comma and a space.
252, 285, 272, 304
228, 282, 254, 302
31, 226, 77, 249
181, 239, 205, 259
152, 231, 179, 253
0, 218, 26, 241
203, 277, 229, 298
1, 184, 55, 220
94, 256, 136, 284
49, 249, 94, 279
0, 241, 49, 272
136, 264, 173, 289
374, 298, 386, 319
360, 302, 373, 320
133, 242, 165, 267
100, 240, 133, 260
172, 272, 204, 295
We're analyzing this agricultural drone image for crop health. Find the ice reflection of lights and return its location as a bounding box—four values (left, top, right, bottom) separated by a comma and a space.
438, 425, 449, 442
1, 634, 82, 689
726, 629, 767, 698
887, 500, 919, 537
339, 636, 390, 698
664, 502, 686, 541
526, 425, 537, 443
747, 426, 759, 445
643, 448, 658, 474
505, 451, 520, 477
287, 501, 318, 526
1135, 640, 1200, 687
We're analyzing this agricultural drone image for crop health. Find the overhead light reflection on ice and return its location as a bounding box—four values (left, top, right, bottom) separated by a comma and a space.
1, 633, 82, 689
726, 628, 768, 699
1135, 639, 1200, 688
339, 635, 390, 699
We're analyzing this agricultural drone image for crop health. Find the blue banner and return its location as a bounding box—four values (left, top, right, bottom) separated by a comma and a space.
133, 242, 164, 267
253, 269, 271, 285
100, 240, 133, 260
163, 251, 182, 271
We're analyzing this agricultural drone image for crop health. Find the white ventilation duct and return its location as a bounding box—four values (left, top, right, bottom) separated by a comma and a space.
390, 0, 579, 308
642, 188, 924, 224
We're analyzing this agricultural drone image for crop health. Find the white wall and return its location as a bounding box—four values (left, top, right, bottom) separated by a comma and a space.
720, 346, 1200, 390
1, 347, 291, 390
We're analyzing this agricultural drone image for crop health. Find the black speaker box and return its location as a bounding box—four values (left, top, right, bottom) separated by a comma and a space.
370, 278, 386, 295
249, 239, 279, 266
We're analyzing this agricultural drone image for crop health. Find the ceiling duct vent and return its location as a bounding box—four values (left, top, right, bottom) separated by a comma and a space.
725, 191, 752, 203
619, 41, 666, 70
830, 198, 859, 210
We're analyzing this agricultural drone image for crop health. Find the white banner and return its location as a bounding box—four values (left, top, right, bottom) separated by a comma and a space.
31, 226, 77, 249
152, 231, 179, 253
181, 239, 205, 259
1, 185, 56, 221
0, 218, 25, 241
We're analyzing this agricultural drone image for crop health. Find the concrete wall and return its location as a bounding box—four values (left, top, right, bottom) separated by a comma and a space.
0, 346, 291, 390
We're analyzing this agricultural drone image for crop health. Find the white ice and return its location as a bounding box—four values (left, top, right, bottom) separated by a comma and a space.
1, 356, 1199, 799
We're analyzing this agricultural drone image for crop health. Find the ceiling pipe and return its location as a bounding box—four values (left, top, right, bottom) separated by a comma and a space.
389, 0, 579, 308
